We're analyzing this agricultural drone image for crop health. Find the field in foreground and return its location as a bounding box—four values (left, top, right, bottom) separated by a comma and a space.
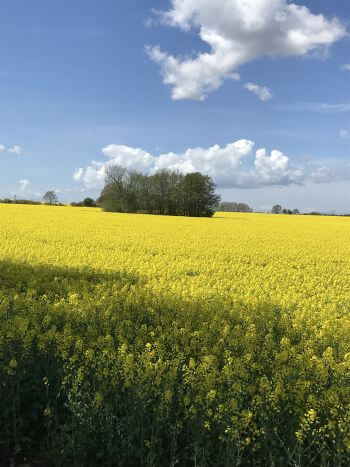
1, 204, 350, 465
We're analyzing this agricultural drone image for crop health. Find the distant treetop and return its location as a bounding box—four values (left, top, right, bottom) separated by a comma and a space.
43, 191, 58, 205
217, 202, 252, 213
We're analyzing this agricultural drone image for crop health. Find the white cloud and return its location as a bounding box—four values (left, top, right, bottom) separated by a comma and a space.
147, 0, 346, 100
254, 148, 303, 184
73, 168, 84, 181
74, 139, 313, 190
341, 64, 350, 71
79, 161, 106, 189
244, 82, 273, 101
340, 129, 350, 138
146, 44, 241, 100
102, 144, 156, 171
8, 145, 22, 155
19, 179, 30, 193
0, 144, 23, 154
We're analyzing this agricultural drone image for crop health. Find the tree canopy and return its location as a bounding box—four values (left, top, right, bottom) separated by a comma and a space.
99, 165, 221, 217
271, 204, 282, 214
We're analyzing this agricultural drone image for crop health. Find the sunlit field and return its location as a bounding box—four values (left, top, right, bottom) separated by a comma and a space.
1, 203, 350, 465
2, 204, 349, 308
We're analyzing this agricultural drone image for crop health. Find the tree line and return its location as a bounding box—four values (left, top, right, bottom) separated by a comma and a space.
271, 205, 299, 215
217, 201, 252, 213
0, 191, 63, 206
99, 165, 221, 217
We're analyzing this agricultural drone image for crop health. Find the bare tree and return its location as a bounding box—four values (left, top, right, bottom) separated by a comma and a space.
105, 165, 128, 193
103, 165, 129, 212
43, 191, 58, 205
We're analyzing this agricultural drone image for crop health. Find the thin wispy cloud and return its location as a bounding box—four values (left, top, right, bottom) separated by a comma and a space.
276, 102, 350, 113
340, 129, 350, 139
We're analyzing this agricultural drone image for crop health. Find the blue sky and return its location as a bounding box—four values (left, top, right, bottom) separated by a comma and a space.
1, 0, 350, 212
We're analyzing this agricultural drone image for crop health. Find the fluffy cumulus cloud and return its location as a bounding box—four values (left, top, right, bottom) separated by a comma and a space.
73, 163, 105, 188
254, 148, 303, 184
147, 0, 346, 100
341, 64, 350, 71
244, 83, 272, 101
74, 139, 317, 190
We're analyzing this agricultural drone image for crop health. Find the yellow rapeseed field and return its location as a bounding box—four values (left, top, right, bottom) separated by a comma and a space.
1, 203, 349, 309
1, 203, 350, 465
